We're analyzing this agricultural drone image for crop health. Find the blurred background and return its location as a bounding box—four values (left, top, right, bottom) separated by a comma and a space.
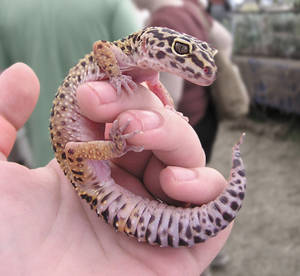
1, 0, 299, 275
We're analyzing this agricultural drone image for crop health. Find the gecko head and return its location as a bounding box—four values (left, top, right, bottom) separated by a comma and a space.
138, 27, 218, 86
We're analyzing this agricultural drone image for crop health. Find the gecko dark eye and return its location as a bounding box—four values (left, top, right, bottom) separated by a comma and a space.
173, 41, 190, 55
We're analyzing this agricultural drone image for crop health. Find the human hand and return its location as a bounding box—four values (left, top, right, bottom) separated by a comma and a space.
0, 63, 232, 276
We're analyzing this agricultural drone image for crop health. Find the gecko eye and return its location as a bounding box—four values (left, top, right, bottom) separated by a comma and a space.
173, 41, 190, 55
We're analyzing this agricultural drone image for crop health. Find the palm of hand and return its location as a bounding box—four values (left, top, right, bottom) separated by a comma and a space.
0, 63, 231, 276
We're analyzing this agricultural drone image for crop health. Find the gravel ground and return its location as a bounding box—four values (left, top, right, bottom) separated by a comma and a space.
208, 118, 300, 276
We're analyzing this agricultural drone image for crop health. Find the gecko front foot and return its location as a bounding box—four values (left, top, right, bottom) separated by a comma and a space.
109, 119, 144, 156
110, 75, 137, 96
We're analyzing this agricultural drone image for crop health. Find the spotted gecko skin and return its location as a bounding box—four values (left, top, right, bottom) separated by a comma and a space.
50, 27, 246, 247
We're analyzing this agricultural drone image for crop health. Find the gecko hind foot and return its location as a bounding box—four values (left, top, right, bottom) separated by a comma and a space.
165, 105, 189, 122
110, 75, 137, 96
110, 119, 144, 156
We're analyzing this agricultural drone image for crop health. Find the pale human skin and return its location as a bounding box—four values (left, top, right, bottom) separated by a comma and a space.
0, 63, 232, 275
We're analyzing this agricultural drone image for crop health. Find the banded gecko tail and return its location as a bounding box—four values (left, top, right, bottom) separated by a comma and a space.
79, 129, 246, 248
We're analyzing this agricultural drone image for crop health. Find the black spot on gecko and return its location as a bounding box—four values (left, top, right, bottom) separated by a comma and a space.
170, 61, 178, 68
214, 202, 222, 213
220, 196, 228, 204
193, 225, 201, 233
194, 236, 204, 243
168, 216, 173, 228
185, 67, 195, 74
201, 52, 211, 63
179, 239, 188, 246
52, 145, 57, 152
156, 51, 166, 59
233, 159, 241, 168
64, 82, 69, 88
101, 192, 112, 203
68, 148, 74, 155
216, 217, 222, 227
157, 41, 165, 47
113, 215, 119, 229
223, 212, 233, 222
101, 209, 109, 223
230, 201, 239, 210
167, 235, 173, 247
205, 229, 212, 236
227, 189, 237, 197
178, 222, 183, 232
158, 213, 163, 228
149, 215, 155, 223
238, 170, 246, 177
59, 93, 65, 99
175, 56, 185, 63
194, 72, 202, 79
126, 218, 132, 228
190, 54, 204, 68
208, 214, 214, 223
146, 229, 151, 240
186, 226, 192, 239
89, 55, 94, 62
71, 169, 83, 175
92, 198, 98, 206
155, 235, 161, 245
238, 192, 245, 200
81, 61, 86, 67
61, 152, 66, 159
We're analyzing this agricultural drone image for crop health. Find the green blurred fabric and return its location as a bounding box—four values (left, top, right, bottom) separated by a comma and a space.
0, 0, 142, 166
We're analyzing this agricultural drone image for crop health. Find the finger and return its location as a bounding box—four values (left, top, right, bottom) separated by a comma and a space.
77, 82, 205, 168
160, 166, 227, 204
0, 63, 40, 159
0, 116, 16, 160
77, 81, 163, 123
0, 63, 40, 129
117, 108, 205, 168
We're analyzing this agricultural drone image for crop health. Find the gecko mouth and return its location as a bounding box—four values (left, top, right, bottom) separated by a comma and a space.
191, 73, 217, 86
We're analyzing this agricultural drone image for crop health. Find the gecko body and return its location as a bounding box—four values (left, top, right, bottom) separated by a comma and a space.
50, 27, 246, 247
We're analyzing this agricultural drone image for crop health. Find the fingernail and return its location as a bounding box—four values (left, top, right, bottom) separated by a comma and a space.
136, 110, 162, 131
87, 82, 117, 104
171, 167, 197, 181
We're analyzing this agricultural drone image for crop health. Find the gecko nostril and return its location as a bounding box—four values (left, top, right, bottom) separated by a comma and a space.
203, 66, 212, 76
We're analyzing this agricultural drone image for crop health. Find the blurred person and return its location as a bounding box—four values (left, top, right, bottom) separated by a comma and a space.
207, 0, 232, 22
0, 0, 142, 167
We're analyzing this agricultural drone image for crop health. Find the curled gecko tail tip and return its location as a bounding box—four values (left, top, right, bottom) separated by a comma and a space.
233, 132, 246, 150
